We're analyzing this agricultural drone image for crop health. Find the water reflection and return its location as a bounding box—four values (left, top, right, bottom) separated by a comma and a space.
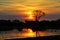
0, 28, 60, 40
19, 28, 36, 38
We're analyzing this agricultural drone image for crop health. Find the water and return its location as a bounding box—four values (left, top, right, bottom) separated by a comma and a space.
0, 29, 60, 40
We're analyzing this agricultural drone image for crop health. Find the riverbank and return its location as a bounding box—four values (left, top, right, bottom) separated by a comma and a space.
5, 35, 60, 40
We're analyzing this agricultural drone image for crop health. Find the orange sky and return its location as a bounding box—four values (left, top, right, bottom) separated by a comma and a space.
0, 0, 60, 21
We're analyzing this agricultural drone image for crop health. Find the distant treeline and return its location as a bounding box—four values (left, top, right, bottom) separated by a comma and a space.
0, 19, 60, 31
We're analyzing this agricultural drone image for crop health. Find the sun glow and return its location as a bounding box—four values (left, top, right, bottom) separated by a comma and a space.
22, 28, 33, 33
28, 15, 33, 20
26, 11, 34, 20
26, 11, 32, 15
27, 28, 33, 33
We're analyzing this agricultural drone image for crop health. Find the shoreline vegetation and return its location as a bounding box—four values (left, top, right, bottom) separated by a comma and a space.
0, 19, 60, 31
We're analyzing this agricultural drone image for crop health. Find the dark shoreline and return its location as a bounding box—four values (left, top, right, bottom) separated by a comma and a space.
5, 35, 60, 40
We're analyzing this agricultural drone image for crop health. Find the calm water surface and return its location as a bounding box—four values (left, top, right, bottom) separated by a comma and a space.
0, 28, 60, 40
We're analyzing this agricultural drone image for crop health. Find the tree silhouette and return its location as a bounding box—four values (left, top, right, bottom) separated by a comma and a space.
33, 10, 45, 21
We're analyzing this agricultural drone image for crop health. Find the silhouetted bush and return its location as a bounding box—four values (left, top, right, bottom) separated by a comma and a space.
0, 19, 60, 31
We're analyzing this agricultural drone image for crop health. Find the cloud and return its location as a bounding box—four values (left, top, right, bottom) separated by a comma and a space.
0, 0, 60, 20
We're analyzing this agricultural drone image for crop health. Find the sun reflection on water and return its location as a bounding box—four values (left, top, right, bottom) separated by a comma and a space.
0, 28, 60, 40
20, 28, 36, 38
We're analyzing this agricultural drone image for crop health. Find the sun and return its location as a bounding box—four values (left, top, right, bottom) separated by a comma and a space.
28, 15, 33, 19
26, 11, 34, 20
26, 11, 32, 15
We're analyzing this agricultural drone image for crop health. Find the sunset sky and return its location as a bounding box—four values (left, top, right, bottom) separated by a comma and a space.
0, 0, 60, 21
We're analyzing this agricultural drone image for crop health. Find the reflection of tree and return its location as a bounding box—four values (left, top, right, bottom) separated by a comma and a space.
33, 10, 45, 37
33, 10, 45, 21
